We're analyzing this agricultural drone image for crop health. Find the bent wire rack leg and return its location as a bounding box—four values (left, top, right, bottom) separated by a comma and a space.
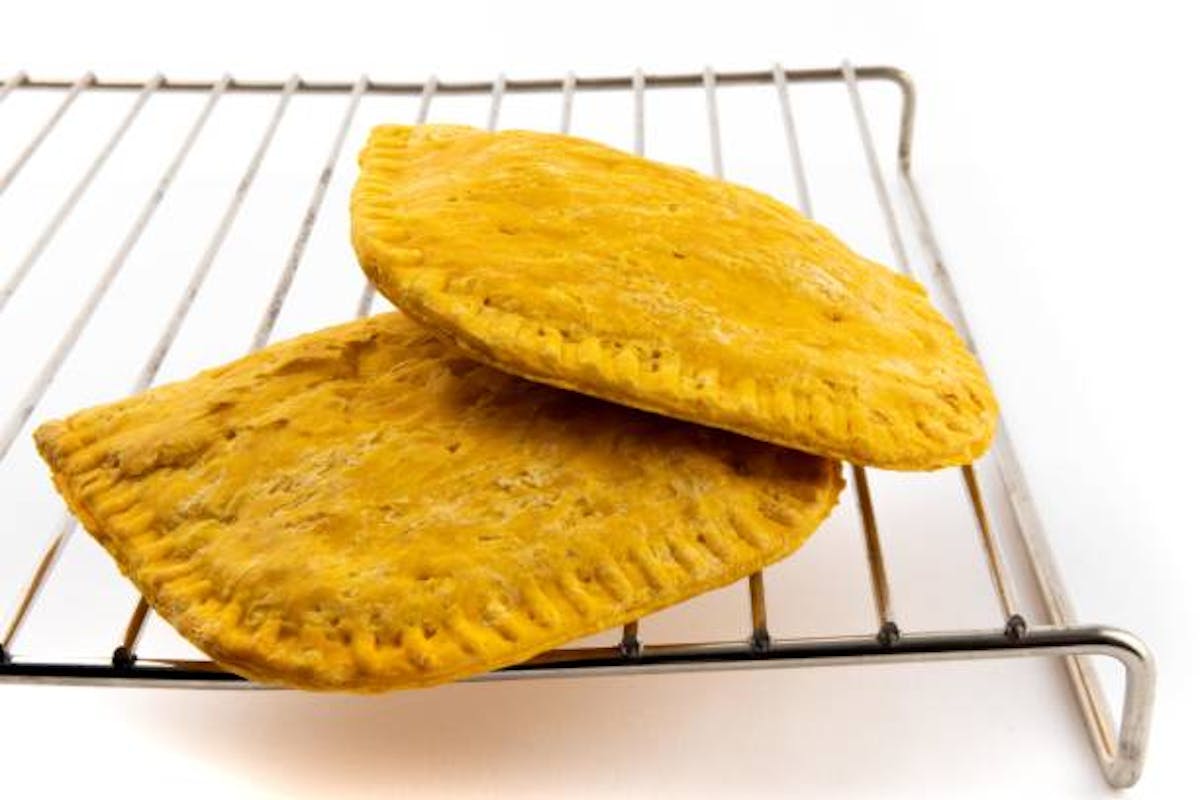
847, 63, 1155, 788
0, 65, 1155, 791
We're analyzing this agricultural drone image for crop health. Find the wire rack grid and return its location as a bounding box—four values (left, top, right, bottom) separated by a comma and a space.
0, 63, 1154, 789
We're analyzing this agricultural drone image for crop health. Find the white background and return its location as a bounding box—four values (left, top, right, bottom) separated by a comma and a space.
0, 1, 1197, 797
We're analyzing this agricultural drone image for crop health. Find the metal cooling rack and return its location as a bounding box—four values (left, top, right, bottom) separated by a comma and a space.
0, 63, 1154, 788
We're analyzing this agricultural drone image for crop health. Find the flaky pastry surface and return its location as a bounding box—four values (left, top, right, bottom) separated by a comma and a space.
35, 314, 842, 691
353, 125, 997, 470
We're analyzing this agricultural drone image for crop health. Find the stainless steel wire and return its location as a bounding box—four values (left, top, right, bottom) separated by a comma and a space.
840, 61, 1022, 636
135, 74, 297, 393
0, 74, 166, 460
701, 66, 724, 178
120, 73, 366, 660
12, 67, 909, 95
701, 68, 771, 647
961, 464, 1025, 636
417, 74, 438, 123
0, 72, 146, 315
0, 72, 29, 106
772, 61, 898, 645
617, 66, 648, 656
772, 63, 812, 217
559, 72, 576, 135
354, 74, 439, 318
873, 65, 1157, 786
114, 75, 302, 661
840, 62, 911, 272
487, 73, 506, 133
2, 74, 231, 653
851, 466, 899, 643
251, 74, 368, 351
0, 72, 92, 197
632, 68, 645, 156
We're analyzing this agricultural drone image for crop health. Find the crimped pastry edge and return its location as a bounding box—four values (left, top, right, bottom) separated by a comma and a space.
350, 125, 997, 471
32, 317, 845, 692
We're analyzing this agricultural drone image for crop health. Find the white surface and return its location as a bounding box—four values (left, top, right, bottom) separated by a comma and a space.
0, 1, 1196, 797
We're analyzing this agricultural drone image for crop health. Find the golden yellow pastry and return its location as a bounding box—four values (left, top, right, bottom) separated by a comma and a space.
34, 313, 843, 691
352, 125, 997, 470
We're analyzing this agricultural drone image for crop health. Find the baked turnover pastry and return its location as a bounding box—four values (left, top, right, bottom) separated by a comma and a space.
35, 313, 842, 691
352, 125, 997, 470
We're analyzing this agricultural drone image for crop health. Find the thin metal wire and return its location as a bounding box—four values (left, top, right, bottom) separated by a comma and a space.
701, 66, 724, 179
840, 61, 911, 272
127, 71, 434, 658
841, 61, 1023, 636
0, 71, 28, 105
1, 75, 231, 654
136, 74, 296, 390
772, 63, 812, 216
353, 272, 378, 321
355, 74, 438, 319
774, 62, 898, 644
632, 68, 645, 155
122, 71, 343, 657
251, 74, 368, 351
2, 73, 155, 315
111, 67, 333, 654
487, 73, 506, 132
114, 600, 151, 668
890, 121, 1075, 631
0, 515, 73, 655
883, 69, 1149, 784
748, 572, 770, 649
115, 75, 301, 661
0, 74, 167, 462
417, 74, 437, 122
0, 72, 93, 196
559, 72, 576, 134
847, 61, 1149, 778
851, 466, 899, 644
1, 623, 1156, 760
962, 464, 1026, 637
11, 66, 909, 96
615, 65, 649, 658
702, 68, 771, 646
126, 73, 364, 649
